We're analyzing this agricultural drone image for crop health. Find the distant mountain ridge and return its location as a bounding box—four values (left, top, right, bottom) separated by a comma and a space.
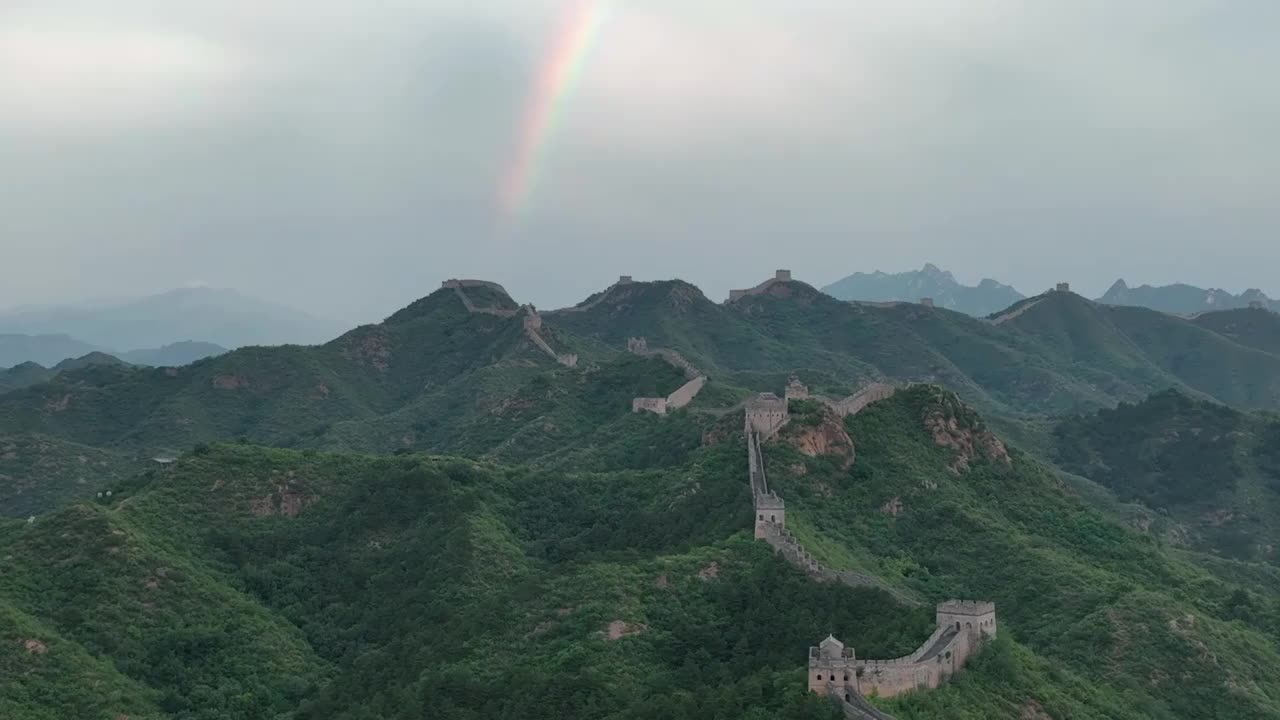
0, 334, 98, 368
1098, 279, 1277, 315
0, 287, 345, 351
822, 264, 1025, 317
0, 353, 127, 394
0, 334, 228, 372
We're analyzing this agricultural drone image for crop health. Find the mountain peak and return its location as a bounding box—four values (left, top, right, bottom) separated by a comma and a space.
823, 265, 1024, 317
1098, 281, 1273, 315
921, 263, 956, 284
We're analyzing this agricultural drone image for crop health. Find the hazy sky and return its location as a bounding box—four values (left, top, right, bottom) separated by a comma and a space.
2, 1, 1278, 323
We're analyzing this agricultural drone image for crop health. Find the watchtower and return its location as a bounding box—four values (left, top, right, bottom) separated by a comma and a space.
920, 297, 935, 307
808, 635, 856, 695
746, 393, 789, 436
626, 337, 649, 353
618, 275, 634, 284
936, 600, 998, 640
1055, 283, 1071, 293
1250, 300, 1266, 310
755, 492, 786, 538
776, 269, 793, 282
785, 376, 810, 401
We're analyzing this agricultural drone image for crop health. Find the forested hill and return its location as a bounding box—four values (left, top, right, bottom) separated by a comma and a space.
8, 388, 1280, 719
1055, 389, 1280, 563
5, 277, 1280, 517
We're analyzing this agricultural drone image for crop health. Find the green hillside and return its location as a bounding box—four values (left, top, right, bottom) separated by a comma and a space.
764, 386, 1280, 719
0, 352, 127, 395
1054, 390, 1280, 563
7, 388, 1280, 718
1003, 292, 1280, 411
1192, 308, 1280, 357
7, 280, 1280, 518
0, 434, 142, 518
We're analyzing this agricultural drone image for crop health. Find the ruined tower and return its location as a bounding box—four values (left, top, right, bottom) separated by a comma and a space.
784, 376, 810, 402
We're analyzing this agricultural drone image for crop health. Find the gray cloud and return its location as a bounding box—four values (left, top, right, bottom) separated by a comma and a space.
2, 1, 1278, 323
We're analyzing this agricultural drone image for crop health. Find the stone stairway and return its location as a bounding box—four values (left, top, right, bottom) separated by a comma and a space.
761, 524, 919, 606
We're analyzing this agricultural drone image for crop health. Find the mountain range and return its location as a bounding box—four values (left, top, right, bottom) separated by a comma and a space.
822, 264, 1026, 317
1098, 279, 1278, 315
6, 273, 1280, 719
821, 264, 1279, 319
0, 335, 228, 371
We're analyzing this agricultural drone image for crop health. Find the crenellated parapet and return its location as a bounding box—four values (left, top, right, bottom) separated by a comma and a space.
809, 601, 997, 700
937, 600, 996, 616
812, 383, 897, 419
746, 392, 789, 437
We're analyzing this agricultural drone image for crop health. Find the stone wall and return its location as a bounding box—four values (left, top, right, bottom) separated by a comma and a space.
727, 269, 794, 303
551, 276, 635, 315
520, 306, 578, 368
785, 377, 810, 401
815, 383, 897, 418
628, 337, 707, 414
740, 378, 994, 704
445, 282, 574, 367
666, 375, 706, 409
442, 279, 520, 317
632, 397, 667, 415
809, 602, 996, 700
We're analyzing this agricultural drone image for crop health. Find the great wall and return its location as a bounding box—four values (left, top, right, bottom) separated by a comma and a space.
627, 337, 708, 415
547, 275, 636, 315
742, 367, 996, 715
442, 280, 578, 368
447, 272, 997, 716
665, 271, 1000, 707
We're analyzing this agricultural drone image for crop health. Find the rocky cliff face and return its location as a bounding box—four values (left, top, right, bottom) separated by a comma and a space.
920, 389, 1011, 473
781, 406, 855, 469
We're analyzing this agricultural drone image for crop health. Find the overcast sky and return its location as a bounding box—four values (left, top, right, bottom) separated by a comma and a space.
2, 0, 1277, 323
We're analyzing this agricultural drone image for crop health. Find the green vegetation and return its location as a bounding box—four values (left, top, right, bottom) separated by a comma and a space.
6, 282, 1280, 516
6, 387, 1280, 718
1054, 390, 1280, 562
7, 281, 1280, 718
765, 386, 1280, 719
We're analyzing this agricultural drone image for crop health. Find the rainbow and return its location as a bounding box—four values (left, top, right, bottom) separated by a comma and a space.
499, 0, 612, 220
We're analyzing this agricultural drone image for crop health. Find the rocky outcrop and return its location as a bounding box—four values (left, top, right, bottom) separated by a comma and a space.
782, 407, 855, 469
921, 392, 1011, 473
